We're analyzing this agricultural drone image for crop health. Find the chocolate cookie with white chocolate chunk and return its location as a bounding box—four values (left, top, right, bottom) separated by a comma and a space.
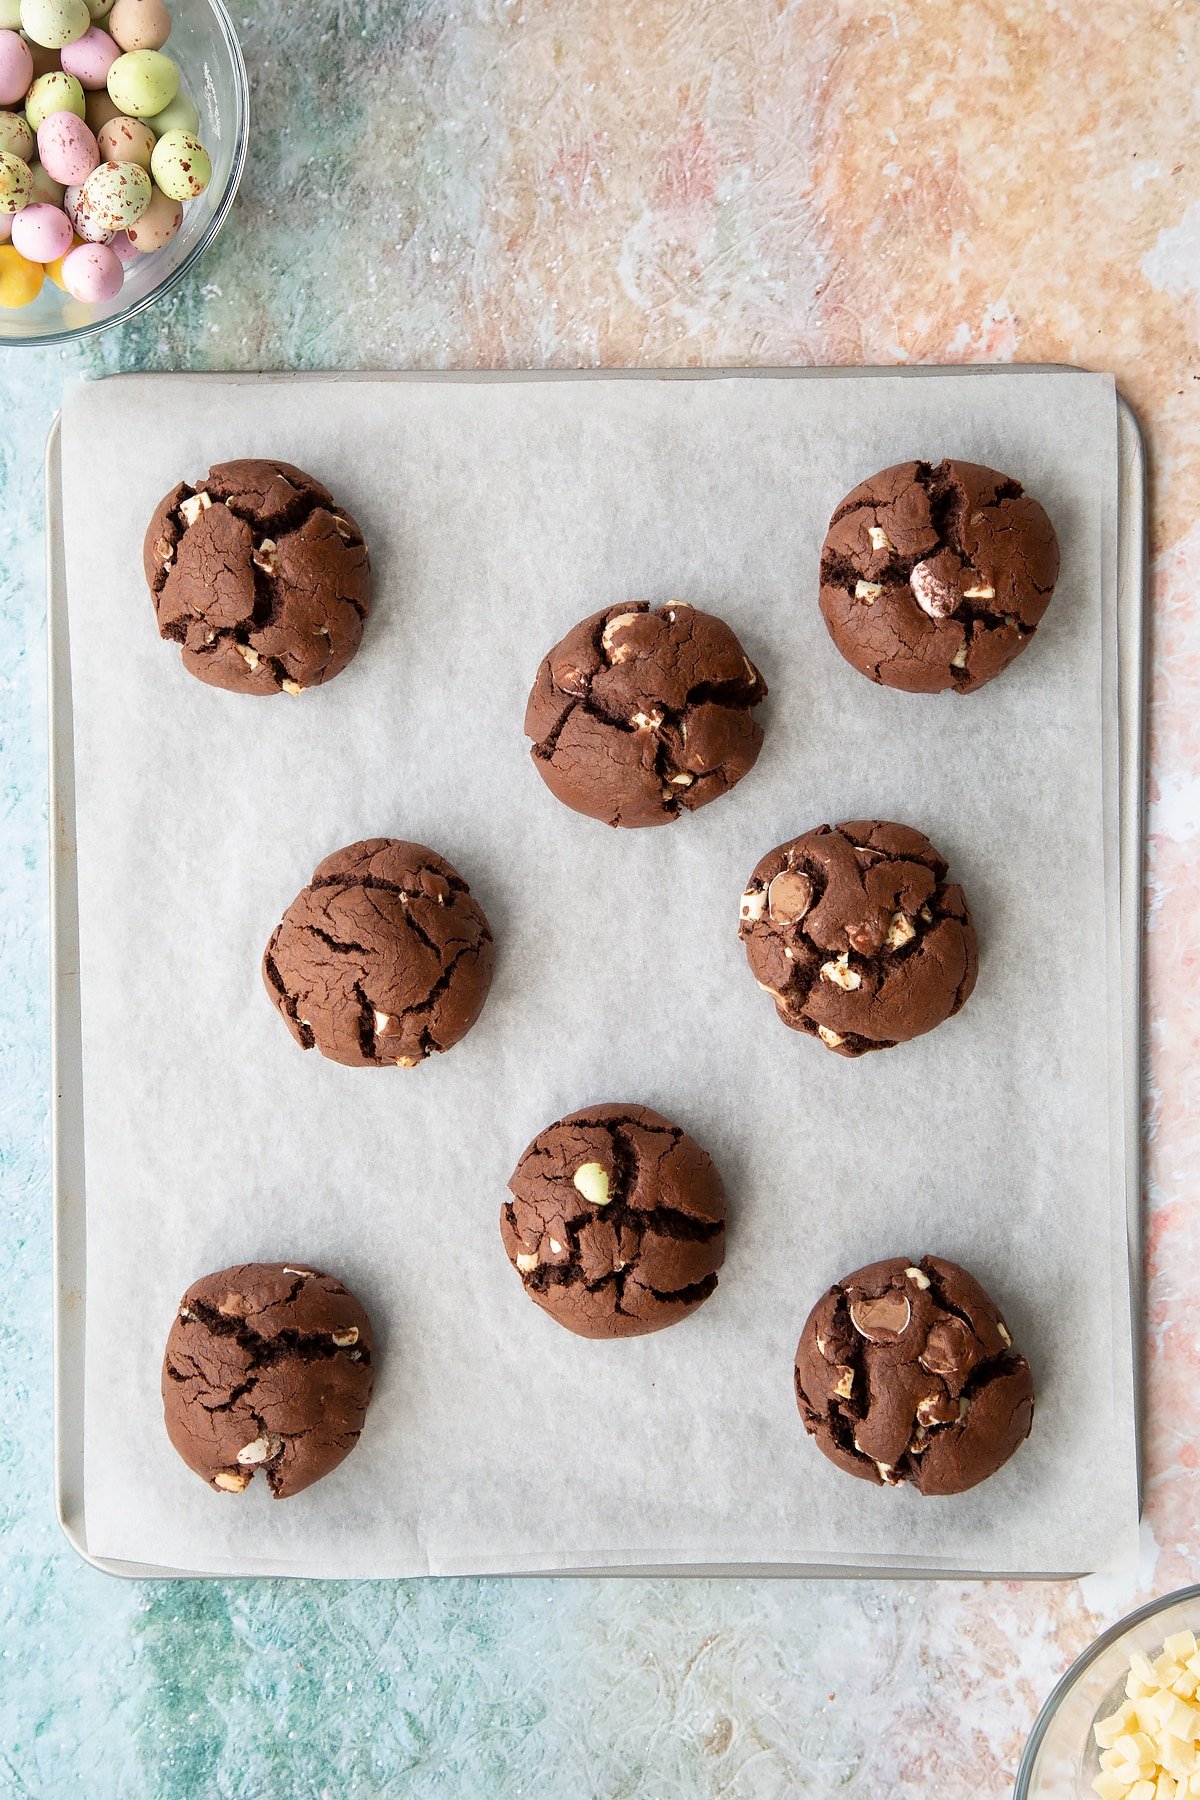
819, 459, 1058, 693
502, 1104, 726, 1338
794, 1256, 1034, 1495
144, 459, 371, 695
162, 1263, 374, 1499
263, 838, 494, 1068
524, 600, 767, 828
739, 820, 977, 1056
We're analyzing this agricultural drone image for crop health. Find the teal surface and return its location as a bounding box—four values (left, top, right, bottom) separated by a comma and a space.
0, 4, 1115, 1793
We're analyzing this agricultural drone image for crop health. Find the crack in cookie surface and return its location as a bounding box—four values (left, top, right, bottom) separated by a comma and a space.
161, 1263, 375, 1498
524, 601, 767, 828
262, 838, 494, 1067
818, 459, 1059, 694
794, 1255, 1033, 1495
739, 820, 978, 1056
502, 1103, 727, 1337
143, 459, 372, 697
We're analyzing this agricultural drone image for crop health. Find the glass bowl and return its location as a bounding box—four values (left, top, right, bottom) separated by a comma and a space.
0, 0, 248, 346
1016, 1586, 1200, 1797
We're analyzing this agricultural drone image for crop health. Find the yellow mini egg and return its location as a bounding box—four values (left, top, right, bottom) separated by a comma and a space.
0, 239, 45, 303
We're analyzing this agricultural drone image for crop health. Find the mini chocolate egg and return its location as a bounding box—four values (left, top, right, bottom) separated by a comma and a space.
121, 172, 172, 247
62, 176, 107, 236
0, 26, 32, 101
27, 156, 62, 201
105, 46, 174, 115
24, 69, 84, 127
60, 233, 118, 297
82, 81, 118, 130
0, 209, 9, 237
0, 1, 20, 27
10, 194, 69, 257
144, 87, 194, 137
0, 110, 33, 159
107, 0, 167, 51
96, 109, 150, 165
19, 0, 89, 50
0, 239, 42, 300
83, 0, 113, 16
108, 221, 133, 258
74, 153, 146, 230
24, 35, 61, 76
59, 20, 116, 86
0, 146, 31, 209
150, 127, 207, 200
36, 108, 96, 183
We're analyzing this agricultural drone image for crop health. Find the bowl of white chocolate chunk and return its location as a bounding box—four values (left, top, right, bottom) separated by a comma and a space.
1016, 1588, 1200, 1798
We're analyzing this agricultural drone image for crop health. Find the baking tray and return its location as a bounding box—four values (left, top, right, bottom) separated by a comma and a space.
47, 367, 1147, 1580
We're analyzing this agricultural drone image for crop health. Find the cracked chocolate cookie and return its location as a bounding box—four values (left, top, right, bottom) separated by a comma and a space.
739, 820, 977, 1057
144, 459, 371, 696
162, 1263, 375, 1498
524, 600, 767, 828
263, 838, 494, 1067
502, 1104, 726, 1338
819, 459, 1059, 693
795, 1256, 1034, 1495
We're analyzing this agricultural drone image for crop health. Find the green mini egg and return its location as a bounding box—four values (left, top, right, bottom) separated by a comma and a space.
150, 126, 208, 200
0, 0, 21, 26
84, 0, 114, 14
76, 153, 148, 228
0, 147, 32, 210
0, 110, 34, 159
106, 46, 176, 116
25, 69, 85, 128
27, 157, 63, 203
19, 0, 90, 49
145, 89, 196, 138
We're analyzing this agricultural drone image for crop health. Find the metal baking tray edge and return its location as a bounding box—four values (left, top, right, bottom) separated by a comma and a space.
47, 365, 1146, 1581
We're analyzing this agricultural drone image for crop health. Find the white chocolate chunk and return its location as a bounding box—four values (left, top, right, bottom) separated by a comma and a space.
252, 538, 278, 575
998, 1321, 1012, 1345
820, 952, 861, 992
867, 525, 892, 551
515, 1251, 538, 1272
373, 1010, 392, 1035
817, 1025, 843, 1049
885, 911, 916, 951
630, 708, 663, 731
214, 1470, 250, 1492
601, 610, 642, 661
905, 1266, 930, 1288
330, 514, 354, 541
281, 679, 303, 697
179, 491, 212, 527
740, 887, 767, 924
237, 1433, 284, 1466
236, 644, 260, 669
572, 1162, 610, 1207
331, 1327, 359, 1347
854, 579, 882, 603
962, 584, 995, 599
548, 1238, 563, 1255
951, 643, 969, 669
831, 1367, 854, 1399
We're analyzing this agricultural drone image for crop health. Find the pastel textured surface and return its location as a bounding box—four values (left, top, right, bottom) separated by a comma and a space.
0, 2, 1196, 1795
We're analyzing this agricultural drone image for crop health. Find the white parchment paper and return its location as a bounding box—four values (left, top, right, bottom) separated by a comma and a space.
63, 369, 1136, 1578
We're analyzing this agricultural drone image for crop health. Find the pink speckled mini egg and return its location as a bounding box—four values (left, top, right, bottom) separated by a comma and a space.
37, 109, 99, 184
60, 236, 121, 299
60, 25, 120, 90
10, 198, 72, 260
0, 29, 34, 106
109, 226, 137, 261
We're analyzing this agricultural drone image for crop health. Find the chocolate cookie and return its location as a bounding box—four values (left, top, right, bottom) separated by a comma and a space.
794, 1256, 1034, 1495
739, 820, 977, 1056
502, 1104, 726, 1338
263, 839, 494, 1067
524, 601, 767, 828
819, 459, 1059, 693
144, 459, 371, 696
162, 1263, 374, 1498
